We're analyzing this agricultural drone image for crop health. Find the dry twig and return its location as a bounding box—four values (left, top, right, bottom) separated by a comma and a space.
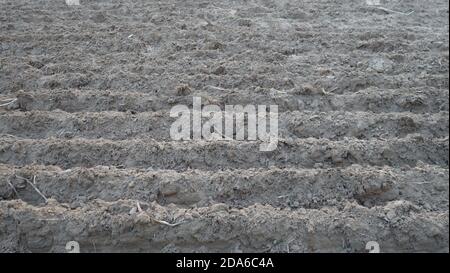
0, 98, 17, 107
16, 175, 48, 203
7, 180, 20, 198
207, 85, 229, 91
152, 218, 185, 227
135, 201, 184, 227
374, 6, 415, 15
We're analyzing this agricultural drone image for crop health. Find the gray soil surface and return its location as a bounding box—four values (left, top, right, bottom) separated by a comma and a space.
0, 0, 449, 252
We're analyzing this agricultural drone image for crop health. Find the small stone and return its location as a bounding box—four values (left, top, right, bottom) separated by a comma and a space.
368, 57, 393, 73
301, 84, 324, 95
208, 203, 229, 213
314, 163, 324, 168
318, 67, 332, 76
331, 150, 348, 164
149, 193, 157, 201
176, 84, 191, 96
212, 66, 226, 75
160, 183, 178, 197
208, 41, 224, 50
386, 210, 396, 220
129, 207, 137, 215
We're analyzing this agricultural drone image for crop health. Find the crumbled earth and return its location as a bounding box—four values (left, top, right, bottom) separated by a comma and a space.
0, 0, 448, 252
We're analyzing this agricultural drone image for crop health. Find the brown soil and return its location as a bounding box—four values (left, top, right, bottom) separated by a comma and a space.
0, 0, 448, 252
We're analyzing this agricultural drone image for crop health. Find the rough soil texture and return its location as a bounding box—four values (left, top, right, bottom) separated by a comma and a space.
0, 0, 449, 253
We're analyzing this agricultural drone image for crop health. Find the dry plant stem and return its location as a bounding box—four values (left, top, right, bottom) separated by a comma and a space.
16, 175, 48, 203
152, 219, 185, 227
375, 6, 415, 15
207, 85, 229, 91
0, 99, 17, 107
135, 201, 184, 227
7, 180, 19, 198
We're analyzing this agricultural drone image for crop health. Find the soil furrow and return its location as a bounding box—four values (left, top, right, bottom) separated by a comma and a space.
0, 164, 447, 211
9, 88, 449, 113
0, 0, 448, 254
0, 136, 447, 170
0, 199, 447, 253
0, 110, 448, 140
